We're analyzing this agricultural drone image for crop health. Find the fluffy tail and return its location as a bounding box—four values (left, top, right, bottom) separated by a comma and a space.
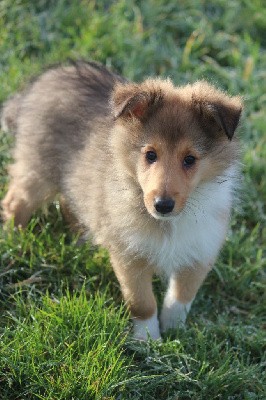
1, 93, 23, 134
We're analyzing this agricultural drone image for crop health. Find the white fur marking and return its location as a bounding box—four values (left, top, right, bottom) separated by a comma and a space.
133, 311, 161, 341
124, 166, 239, 277
160, 277, 193, 332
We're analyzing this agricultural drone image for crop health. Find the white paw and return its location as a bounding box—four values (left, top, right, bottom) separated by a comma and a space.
132, 312, 161, 341
160, 297, 192, 332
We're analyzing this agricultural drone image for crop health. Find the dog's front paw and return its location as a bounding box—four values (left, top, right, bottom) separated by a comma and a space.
160, 298, 192, 333
132, 312, 161, 341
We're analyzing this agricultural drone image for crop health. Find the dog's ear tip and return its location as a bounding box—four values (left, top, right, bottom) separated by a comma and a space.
111, 82, 163, 121
111, 92, 148, 120
192, 84, 243, 139
208, 102, 242, 139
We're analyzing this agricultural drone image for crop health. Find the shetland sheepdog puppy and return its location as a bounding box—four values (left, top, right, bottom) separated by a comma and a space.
1, 62, 242, 340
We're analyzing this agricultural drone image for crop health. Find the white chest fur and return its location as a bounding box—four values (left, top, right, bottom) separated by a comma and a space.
124, 167, 237, 276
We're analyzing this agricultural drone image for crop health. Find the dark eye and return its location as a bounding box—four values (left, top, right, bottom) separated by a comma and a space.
183, 155, 196, 167
146, 151, 157, 163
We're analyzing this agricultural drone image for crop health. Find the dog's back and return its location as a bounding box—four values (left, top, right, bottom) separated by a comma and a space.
2, 61, 123, 156
1, 62, 124, 226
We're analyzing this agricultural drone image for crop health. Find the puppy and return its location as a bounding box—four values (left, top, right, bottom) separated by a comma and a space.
1, 61, 242, 340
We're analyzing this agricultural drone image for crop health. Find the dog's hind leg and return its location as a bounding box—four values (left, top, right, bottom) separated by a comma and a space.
59, 196, 82, 232
1, 162, 57, 227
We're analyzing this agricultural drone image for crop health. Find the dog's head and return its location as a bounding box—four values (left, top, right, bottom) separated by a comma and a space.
110, 79, 243, 220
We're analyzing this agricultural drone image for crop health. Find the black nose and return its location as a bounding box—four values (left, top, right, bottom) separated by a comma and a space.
154, 197, 175, 214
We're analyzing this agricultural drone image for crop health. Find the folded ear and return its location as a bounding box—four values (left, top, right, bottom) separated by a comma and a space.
200, 101, 243, 140
192, 82, 243, 140
111, 83, 163, 121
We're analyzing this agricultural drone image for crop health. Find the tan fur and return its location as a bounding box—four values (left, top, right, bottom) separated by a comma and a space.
111, 253, 156, 320
1, 93, 23, 133
138, 138, 204, 217
172, 264, 212, 304
1, 62, 243, 337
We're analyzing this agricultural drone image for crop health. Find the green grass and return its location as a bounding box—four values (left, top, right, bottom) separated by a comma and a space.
1, 290, 129, 399
0, 0, 265, 399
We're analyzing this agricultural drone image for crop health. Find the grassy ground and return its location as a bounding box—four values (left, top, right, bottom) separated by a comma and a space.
0, 0, 265, 399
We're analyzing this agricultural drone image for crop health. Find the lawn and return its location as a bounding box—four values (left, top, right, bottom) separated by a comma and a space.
0, 0, 265, 399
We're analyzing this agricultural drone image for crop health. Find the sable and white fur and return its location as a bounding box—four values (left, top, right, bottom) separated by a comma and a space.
1, 62, 242, 340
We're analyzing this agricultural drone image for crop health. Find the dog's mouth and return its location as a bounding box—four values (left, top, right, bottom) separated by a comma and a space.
151, 211, 176, 220
149, 209, 181, 221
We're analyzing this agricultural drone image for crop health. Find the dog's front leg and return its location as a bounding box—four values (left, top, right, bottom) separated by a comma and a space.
111, 254, 160, 341
160, 264, 212, 332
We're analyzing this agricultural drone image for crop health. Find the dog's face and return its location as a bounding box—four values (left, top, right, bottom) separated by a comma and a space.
111, 79, 242, 220
136, 135, 208, 220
